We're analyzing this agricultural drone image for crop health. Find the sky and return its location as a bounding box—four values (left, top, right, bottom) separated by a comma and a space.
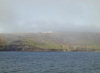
0, 0, 100, 33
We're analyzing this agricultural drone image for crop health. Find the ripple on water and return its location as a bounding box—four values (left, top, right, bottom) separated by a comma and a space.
0, 52, 100, 73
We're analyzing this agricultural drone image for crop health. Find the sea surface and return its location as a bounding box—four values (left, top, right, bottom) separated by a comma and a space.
0, 52, 100, 73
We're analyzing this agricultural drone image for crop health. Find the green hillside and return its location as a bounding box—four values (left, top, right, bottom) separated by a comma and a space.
0, 32, 100, 51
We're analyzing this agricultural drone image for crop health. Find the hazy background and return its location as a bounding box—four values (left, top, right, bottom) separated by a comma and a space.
0, 0, 100, 33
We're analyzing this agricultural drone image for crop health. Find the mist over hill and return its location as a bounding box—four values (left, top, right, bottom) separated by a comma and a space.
0, 32, 100, 51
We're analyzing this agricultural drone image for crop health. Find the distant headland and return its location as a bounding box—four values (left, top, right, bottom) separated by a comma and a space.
0, 32, 100, 52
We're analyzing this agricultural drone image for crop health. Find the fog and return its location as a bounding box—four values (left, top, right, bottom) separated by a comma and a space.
0, 0, 100, 33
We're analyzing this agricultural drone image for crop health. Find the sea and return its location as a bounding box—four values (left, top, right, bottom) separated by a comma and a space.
0, 52, 100, 73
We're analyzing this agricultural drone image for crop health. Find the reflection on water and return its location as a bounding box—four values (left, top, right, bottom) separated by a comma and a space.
0, 52, 100, 73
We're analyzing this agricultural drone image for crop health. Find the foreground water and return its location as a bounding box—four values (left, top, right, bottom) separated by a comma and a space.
0, 52, 100, 73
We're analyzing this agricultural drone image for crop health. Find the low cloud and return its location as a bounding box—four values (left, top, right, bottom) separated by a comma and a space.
0, 0, 100, 33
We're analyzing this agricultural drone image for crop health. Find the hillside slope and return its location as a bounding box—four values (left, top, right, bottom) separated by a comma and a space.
0, 32, 100, 51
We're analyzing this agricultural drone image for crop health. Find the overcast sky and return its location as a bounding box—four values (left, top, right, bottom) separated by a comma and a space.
0, 0, 100, 33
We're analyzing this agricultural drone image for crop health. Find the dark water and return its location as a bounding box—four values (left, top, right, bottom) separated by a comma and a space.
0, 52, 100, 73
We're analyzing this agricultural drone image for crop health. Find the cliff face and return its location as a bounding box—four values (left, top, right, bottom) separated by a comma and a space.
0, 32, 100, 52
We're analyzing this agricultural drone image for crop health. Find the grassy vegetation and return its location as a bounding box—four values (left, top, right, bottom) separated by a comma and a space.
0, 36, 7, 50
1, 32, 100, 51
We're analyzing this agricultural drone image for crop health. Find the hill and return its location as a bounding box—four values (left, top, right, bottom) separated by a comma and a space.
0, 32, 100, 51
